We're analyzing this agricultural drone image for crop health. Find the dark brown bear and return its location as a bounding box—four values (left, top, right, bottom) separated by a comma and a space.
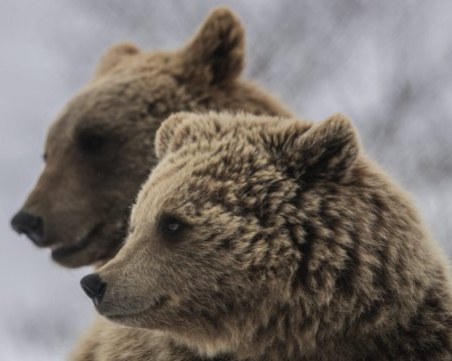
11, 8, 290, 268
85, 112, 452, 361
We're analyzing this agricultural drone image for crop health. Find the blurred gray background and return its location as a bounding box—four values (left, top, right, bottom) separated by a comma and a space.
1, 0, 451, 359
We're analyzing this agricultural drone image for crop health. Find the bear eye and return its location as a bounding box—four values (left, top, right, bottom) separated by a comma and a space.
158, 214, 188, 240
78, 133, 105, 153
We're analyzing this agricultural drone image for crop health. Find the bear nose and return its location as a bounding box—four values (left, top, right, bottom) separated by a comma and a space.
11, 211, 45, 246
80, 274, 106, 306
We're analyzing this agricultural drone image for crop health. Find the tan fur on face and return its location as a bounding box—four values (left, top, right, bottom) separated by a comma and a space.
93, 112, 452, 361
66, 8, 288, 361
70, 317, 233, 361
15, 7, 290, 269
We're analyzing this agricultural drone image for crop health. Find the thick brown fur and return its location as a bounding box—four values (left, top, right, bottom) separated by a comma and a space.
66, 7, 291, 361
90, 112, 452, 361
70, 317, 231, 361
13, 7, 290, 269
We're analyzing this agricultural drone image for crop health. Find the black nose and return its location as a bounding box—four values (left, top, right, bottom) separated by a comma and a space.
11, 211, 44, 246
80, 274, 106, 306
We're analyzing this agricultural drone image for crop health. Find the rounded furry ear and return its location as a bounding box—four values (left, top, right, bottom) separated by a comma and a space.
94, 43, 140, 77
155, 112, 190, 160
181, 7, 245, 84
299, 114, 360, 181
274, 114, 360, 182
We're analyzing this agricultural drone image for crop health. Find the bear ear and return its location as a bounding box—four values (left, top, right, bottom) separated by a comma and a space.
155, 112, 191, 160
277, 114, 360, 181
181, 7, 245, 84
94, 43, 140, 78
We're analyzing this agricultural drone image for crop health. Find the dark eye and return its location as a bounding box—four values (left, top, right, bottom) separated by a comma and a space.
158, 215, 187, 240
78, 133, 105, 153
147, 103, 155, 115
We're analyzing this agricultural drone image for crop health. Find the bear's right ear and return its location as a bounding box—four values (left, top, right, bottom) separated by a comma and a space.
155, 113, 191, 160
271, 114, 360, 182
94, 43, 140, 78
180, 7, 245, 84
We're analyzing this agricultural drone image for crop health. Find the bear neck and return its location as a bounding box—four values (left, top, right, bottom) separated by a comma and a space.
228, 266, 452, 361
232, 165, 452, 360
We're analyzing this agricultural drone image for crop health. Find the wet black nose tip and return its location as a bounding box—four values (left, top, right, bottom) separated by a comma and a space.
11, 211, 44, 246
80, 274, 106, 306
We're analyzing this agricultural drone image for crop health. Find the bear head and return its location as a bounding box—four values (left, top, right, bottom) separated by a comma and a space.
11, 8, 290, 268
85, 112, 448, 359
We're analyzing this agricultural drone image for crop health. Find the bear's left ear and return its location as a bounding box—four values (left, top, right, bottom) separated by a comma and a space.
180, 7, 245, 84
277, 114, 360, 181
94, 43, 140, 78
155, 112, 191, 160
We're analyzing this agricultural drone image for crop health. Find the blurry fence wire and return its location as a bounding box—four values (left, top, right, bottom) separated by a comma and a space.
0, 0, 451, 360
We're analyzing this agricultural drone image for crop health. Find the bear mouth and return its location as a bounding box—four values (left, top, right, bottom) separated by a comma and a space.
102, 295, 169, 321
51, 223, 103, 262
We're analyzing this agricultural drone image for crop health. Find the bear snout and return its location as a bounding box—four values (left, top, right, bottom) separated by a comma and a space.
11, 210, 44, 246
80, 273, 107, 307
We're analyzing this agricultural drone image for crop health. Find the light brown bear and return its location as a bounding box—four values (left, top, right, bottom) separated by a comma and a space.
82, 112, 452, 360
10, 7, 290, 269
10, 8, 290, 361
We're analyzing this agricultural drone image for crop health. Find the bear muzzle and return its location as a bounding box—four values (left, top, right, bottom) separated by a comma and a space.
11, 210, 45, 246
80, 273, 107, 306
